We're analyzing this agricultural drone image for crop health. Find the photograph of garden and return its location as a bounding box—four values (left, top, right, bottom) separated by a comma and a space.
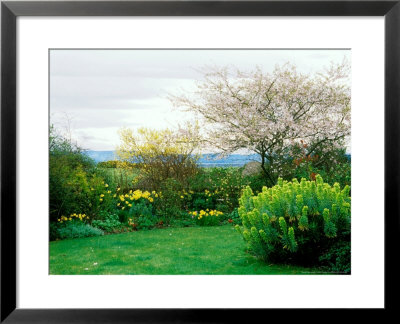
49, 49, 351, 275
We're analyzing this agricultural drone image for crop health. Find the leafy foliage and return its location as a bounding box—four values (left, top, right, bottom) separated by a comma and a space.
49, 125, 98, 222
187, 167, 246, 211
92, 211, 123, 233
55, 222, 104, 240
126, 200, 157, 230
224, 208, 242, 225
319, 240, 351, 274
291, 147, 351, 187
235, 175, 351, 267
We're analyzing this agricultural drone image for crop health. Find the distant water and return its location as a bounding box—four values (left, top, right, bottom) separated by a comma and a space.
84, 151, 261, 168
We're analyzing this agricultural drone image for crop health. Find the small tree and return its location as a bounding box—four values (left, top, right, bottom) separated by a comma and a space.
49, 125, 96, 221
116, 123, 202, 189
169, 62, 350, 186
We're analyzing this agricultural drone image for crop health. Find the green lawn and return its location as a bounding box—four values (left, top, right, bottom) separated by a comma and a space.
50, 225, 325, 275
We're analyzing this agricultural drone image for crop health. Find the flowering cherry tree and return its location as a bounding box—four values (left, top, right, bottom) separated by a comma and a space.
169, 61, 350, 186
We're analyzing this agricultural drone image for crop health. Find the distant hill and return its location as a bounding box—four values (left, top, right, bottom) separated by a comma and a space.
84, 151, 350, 168
84, 151, 261, 168
84, 150, 116, 162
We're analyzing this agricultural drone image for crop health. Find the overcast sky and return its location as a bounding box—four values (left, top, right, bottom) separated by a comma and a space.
50, 49, 350, 151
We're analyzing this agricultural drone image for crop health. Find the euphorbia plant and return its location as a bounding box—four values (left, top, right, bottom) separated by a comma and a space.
235, 175, 350, 266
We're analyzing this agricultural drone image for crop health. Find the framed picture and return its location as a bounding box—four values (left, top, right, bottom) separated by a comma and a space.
1, 0, 398, 321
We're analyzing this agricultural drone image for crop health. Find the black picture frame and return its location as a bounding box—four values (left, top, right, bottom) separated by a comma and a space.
1, 0, 399, 322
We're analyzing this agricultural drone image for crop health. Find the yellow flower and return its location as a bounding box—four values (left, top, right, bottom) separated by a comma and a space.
180, 196, 184, 199
99, 198, 103, 202
105, 184, 109, 187
148, 197, 154, 203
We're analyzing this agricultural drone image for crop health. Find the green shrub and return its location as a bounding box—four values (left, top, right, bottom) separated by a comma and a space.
235, 175, 351, 267
188, 167, 245, 211
170, 217, 196, 228
128, 200, 153, 218
49, 126, 123, 223
290, 148, 351, 187
319, 240, 351, 274
153, 179, 184, 223
96, 166, 139, 193
49, 151, 97, 221
50, 222, 59, 241
126, 200, 157, 230
56, 222, 104, 240
191, 194, 214, 211
224, 208, 241, 225
134, 216, 157, 230
242, 173, 267, 195
92, 211, 123, 233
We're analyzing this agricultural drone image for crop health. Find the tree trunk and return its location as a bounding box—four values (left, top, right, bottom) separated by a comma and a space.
260, 151, 275, 187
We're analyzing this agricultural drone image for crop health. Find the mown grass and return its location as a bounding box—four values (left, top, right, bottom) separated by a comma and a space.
50, 225, 326, 275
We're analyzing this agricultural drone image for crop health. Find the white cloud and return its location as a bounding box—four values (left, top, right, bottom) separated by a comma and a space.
50, 49, 350, 150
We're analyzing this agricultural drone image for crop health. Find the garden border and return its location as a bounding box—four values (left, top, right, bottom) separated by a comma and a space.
1, 0, 399, 322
